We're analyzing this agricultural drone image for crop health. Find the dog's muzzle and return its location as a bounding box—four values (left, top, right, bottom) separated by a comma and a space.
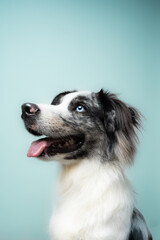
21, 102, 85, 158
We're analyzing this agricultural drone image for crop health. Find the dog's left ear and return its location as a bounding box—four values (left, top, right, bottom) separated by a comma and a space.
97, 89, 141, 164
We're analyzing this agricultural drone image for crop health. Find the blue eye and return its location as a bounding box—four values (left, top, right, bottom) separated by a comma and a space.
76, 105, 85, 112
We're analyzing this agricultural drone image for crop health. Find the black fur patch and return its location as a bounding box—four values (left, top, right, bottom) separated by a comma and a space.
97, 89, 140, 133
97, 89, 141, 163
129, 208, 153, 240
129, 229, 143, 240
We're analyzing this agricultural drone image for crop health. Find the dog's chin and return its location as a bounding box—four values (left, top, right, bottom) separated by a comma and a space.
26, 127, 85, 160
26, 127, 42, 136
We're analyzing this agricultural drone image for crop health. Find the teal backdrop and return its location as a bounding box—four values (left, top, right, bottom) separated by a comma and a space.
0, 0, 159, 239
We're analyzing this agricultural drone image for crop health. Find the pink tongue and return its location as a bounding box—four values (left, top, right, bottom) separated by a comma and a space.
27, 139, 53, 157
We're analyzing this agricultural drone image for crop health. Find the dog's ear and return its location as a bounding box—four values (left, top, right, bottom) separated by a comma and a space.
97, 89, 141, 164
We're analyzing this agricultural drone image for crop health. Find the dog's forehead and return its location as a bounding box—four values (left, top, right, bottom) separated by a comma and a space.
63, 91, 92, 102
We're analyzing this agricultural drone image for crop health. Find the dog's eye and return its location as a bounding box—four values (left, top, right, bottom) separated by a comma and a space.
76, 105, 85, 113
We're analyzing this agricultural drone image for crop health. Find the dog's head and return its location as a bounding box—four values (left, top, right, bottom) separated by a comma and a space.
21, 90, 141, 165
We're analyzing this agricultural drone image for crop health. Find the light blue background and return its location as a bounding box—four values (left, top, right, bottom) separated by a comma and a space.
0, 0, 159, 239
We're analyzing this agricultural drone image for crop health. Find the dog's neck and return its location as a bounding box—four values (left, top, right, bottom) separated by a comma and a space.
58, 159, 132, 201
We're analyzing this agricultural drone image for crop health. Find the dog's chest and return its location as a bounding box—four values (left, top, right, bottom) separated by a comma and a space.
49, 161, 134, 240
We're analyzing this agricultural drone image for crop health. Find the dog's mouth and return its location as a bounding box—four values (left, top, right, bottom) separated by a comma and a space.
27, 134, 85, 158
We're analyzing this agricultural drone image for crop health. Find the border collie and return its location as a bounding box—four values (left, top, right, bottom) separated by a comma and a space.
21, 89, 152, 240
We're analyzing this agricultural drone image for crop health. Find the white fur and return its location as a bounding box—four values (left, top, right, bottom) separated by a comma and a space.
49, 159, 134, 240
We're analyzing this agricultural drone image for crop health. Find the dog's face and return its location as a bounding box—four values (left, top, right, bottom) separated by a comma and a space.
21, 90, 140, 165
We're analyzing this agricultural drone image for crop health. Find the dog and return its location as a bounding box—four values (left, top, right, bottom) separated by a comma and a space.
21, 89, 152, 240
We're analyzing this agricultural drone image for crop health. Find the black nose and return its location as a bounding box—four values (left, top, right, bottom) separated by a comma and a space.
21, 103, 40, 119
